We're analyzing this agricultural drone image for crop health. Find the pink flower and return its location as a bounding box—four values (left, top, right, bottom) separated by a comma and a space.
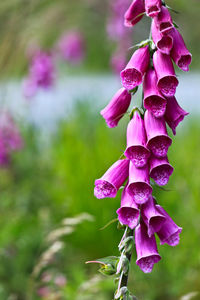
149, 156, 174, 186
151, 19, 173, 55
94, 159, 129, 199
100, 88, 131, 128
124, 0, 145, 27
169, 28, 192, 72
141, 196, 166, 237
164, 96, 189, 135
58, 31, 85, 64
127, 162, 152, 204
124, 111, 150, 167
156, 205, 182, 246
143, 68, 167, 118
153, 50, 179, 97
144, 110, 172, 158
135, 221, 161, 273
145, 0, 162, 18
117, 185, 139, 229
121, 46, 150, 90
154, 6, 173, 35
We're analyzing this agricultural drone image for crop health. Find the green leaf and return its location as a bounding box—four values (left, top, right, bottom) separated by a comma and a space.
166, 5, 179, 14
173, 21, 179, 29
86, 256, 119, 275
129, 86, 138, 95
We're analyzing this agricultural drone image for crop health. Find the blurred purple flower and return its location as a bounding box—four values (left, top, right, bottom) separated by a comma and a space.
107, 0, 132, 73
107, 0, 131, 41
110, 50, 127, 74
0, 112, 23, 166
58, 31, 85, 64
23, 50, 55, 98
54, 274, 67, 287
37, 286, 51, 298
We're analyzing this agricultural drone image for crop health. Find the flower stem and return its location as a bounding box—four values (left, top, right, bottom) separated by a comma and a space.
115, 227, 136, 299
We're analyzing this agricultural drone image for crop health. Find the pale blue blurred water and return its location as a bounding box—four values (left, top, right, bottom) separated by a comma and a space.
1, 73, 199, 132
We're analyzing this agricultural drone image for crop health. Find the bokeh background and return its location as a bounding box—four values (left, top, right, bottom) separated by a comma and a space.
0, 0, 200, 299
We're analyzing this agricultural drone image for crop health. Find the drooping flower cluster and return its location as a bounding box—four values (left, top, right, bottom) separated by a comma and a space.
0, 112, 23, 166
107, 0, 132, 74
94, 0, 191, 274
23, 50, 55, 98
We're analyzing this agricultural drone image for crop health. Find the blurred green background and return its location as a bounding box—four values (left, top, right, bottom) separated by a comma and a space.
0, 0, 199, 300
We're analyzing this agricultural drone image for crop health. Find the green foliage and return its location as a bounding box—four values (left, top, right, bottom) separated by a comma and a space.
0, 104, 199, 299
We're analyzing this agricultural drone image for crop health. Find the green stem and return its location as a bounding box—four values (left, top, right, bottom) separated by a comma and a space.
116, 227, 134, 297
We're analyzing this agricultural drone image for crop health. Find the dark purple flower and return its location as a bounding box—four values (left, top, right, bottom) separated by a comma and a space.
135, 221, 161, 273
94, 159, 129, 199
